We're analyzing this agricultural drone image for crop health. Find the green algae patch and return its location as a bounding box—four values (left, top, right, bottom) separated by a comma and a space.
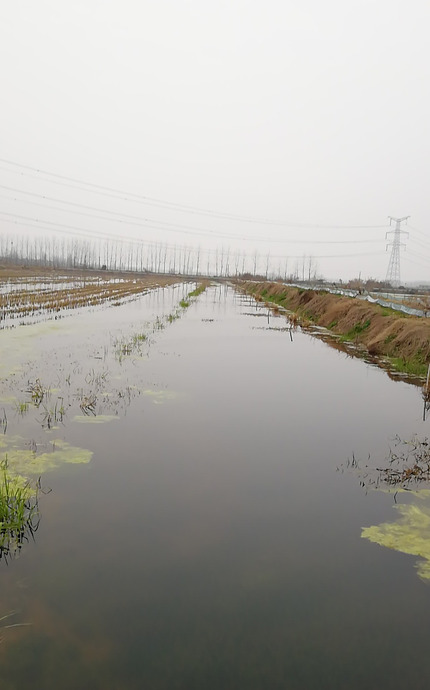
362, 502, 430, 582
0, 436, 93, 477
73, 414, 119, 424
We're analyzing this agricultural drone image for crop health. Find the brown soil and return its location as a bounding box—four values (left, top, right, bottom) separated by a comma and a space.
237, 281, 430, 378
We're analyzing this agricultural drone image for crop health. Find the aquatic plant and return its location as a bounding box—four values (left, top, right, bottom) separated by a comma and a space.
0, 458, 39, 561
39, 399, 66, 428
79, 393, 97, 415
375, 436, 430, 487
114, 332, 150, 361
343, 436, 430, 493
26, 379, 47, 406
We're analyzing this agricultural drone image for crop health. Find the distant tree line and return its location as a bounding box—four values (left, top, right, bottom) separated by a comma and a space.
0, 231, 321, 281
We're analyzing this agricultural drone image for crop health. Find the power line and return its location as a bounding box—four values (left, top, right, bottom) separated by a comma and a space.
403, 255, 430, 272
0, 219, 386, 261
0, 158, 389, 230
0, 193, 383, 246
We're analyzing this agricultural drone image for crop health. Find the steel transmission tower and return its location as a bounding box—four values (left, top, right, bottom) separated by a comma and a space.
385, 216, 409, 287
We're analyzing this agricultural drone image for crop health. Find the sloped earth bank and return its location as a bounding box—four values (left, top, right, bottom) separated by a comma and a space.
236, 280, 430, 380
2, 284, 430, 689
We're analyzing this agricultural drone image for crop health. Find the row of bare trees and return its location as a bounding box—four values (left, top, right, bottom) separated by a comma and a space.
0, 231, 319, 280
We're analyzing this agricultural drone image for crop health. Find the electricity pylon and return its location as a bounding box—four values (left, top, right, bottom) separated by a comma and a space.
385, 216, 409, 287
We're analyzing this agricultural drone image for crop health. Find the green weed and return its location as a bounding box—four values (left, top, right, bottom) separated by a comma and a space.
340, 319, 371, 342
0, 458, 39, 560
390, 357, 428, 378
188, 284, 207, 297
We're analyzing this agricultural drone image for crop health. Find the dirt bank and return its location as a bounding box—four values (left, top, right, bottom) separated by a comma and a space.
237, 281, 430, 378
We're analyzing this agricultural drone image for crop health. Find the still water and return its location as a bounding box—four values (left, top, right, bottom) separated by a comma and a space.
1, 284, 429, 689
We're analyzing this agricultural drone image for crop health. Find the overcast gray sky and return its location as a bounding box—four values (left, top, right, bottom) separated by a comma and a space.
1, 0, 429, 281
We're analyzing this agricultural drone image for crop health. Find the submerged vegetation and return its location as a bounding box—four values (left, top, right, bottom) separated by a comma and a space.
237, 280, 430, 379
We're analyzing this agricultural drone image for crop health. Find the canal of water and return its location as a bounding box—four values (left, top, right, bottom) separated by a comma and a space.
1, 283, 429, 689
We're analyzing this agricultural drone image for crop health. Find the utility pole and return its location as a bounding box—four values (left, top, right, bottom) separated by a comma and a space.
385, 216, 409, 287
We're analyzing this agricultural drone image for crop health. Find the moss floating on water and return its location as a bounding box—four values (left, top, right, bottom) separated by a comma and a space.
0, 436, 93, 476
362, 502, 430, 582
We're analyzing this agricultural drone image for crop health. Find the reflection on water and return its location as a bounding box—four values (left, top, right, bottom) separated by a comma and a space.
1, 283, 430, 688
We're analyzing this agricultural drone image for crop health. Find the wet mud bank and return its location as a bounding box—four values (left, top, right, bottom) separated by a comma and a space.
236, 280, 430, 380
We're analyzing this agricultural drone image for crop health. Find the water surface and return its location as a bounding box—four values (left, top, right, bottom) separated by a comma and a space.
1, 284, 429, 689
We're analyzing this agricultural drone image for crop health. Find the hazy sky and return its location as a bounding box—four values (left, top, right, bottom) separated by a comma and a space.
1, 0, 429, 281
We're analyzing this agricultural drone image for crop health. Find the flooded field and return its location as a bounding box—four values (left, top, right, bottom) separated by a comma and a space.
1, 282, 430, 689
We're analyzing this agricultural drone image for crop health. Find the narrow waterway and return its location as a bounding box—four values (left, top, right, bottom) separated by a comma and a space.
1, 284, 429, 689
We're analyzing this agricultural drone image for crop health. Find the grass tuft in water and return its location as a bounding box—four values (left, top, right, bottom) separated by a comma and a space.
188, 283, 208, 298
0, 458, 40, 561
26, 379, 48, 406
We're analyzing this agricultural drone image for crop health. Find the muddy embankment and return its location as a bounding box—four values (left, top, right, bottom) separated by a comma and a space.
237, 281, 430, 380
